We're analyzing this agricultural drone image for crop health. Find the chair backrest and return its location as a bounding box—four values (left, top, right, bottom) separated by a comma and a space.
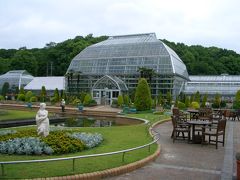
223, 109, 231, 118
217, 119, 227, 133
172, 107, 180, 116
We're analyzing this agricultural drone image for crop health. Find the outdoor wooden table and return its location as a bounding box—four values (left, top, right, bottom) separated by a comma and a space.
187, 120, 212, 144
187, 109, 199, 120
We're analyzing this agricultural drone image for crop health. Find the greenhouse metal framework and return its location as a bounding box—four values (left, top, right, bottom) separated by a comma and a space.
66, 33, 189, 105
0, 70, 34, 92
184, 75, 240, 99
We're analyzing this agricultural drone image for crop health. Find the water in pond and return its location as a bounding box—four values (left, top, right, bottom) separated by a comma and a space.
52, 116, 142, 127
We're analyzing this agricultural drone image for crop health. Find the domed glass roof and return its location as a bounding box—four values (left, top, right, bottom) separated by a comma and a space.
67, 33, 189, 80
0, 70, 34, 89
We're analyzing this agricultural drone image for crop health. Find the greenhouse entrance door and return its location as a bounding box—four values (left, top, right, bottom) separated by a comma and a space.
92, 89, 119, 105
92, 75, 128, 105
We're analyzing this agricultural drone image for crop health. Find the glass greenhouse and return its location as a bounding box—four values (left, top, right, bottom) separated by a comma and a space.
66, 33, 189, 105
184, 75, 240, 99
0, 70, 34, 92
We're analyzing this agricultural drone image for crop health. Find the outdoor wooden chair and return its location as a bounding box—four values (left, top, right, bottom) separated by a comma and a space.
197, 108, 213, 121
171, 115, 190, 143
201, 119, 226, 149
223, 109, 236, 120
172, 107, 188, 121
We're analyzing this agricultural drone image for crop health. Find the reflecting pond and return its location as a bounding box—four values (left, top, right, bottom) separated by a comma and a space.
52, 116, 142, 127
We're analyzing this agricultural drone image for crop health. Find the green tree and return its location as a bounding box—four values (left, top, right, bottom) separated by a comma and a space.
158, 92, 164, 106
212, 93, 221, 108
1, 82, 9, 96
123, 94, 129, 105
134, 78, 152, 111
233, 90, 240, 109
19, 87, 25, 95
40, 86, 47, 102
185, 96, 190, 108
201, 94, 208, 108
11, 50, 38, 76
166, 91, 172, 105
25, 91, 33, 102
83, 93, 92, 106
194, 91, 200, 104
117, 95, 124, 107
54, 88, 60, 102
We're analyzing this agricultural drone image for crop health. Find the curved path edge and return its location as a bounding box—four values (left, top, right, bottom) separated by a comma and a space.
29, 118, 170, 180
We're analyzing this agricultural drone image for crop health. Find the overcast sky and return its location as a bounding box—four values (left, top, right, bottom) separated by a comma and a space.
0, 0, 239, 53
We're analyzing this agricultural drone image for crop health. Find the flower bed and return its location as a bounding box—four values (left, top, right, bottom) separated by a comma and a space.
0, 129, 103, 155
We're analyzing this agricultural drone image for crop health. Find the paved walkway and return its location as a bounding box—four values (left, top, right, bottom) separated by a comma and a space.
108, 120, 239, 180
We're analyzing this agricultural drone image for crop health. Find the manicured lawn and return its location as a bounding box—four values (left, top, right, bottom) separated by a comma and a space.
127, 112, 170, 124
0, 110, 36, 121
0, 112, 169, 179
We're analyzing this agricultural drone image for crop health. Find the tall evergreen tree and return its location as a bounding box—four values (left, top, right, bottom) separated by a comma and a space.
134, 78, 152, 111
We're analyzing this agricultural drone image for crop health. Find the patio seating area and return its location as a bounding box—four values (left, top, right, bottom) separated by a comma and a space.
109, 108, 240, 180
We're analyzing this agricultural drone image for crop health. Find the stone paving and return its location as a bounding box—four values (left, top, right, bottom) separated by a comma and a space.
108, 120, 240, 180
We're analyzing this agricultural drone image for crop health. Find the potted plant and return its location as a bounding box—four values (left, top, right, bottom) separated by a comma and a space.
236, 152, 240, 179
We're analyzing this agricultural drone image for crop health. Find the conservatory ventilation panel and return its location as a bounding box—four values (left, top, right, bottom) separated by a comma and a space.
93, 33, 158, 46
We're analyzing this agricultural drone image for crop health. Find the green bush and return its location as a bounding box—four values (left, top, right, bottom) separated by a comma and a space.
17, 94, 25, 101
42, 131, 85, 154
233, 101, 240, 109
0, 129, 103, 155
83, 93, 92, 106
30, 96, 37, 102
190, 101, 200, 109
72, 98, 81, 106
25, 91, 33, 102
111, 99, 118, 108
178, 101, 186, 110
50, 97, 57, 104
123, 94, 130, 105
134, 78, 152, 111
117, 95, 124, 107
87, 99, 97, 107
0, 95, 4, 100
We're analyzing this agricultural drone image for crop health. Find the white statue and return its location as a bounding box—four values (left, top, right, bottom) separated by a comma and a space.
36, 103, 49, 137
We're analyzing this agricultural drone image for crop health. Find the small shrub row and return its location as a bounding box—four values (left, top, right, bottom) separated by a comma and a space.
0, 137, 53, 155
0, 130, 17, 136
68, 132, 103, 148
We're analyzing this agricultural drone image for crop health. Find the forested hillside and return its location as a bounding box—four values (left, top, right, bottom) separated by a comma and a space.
0, 34, 240, 76
0, 34, 107, 76
162, 39, 240, 75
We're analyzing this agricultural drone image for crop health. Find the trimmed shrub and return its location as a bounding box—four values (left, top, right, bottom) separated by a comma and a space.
0, 137, 53, 155
50, 96, 57, 104
123, 94, 130, 106
0, 95, 4, 101
0, 130, 17, 136
134, 78, 152, 111
53, 88, 60, 102
25, 91, 33, 102
17, 94, 25, 101
30, 96, 37, 102
68, 132, 103, 149
117, 95, 124, 107
42, 131, 85, 154
111, 99, 118, 108
83, 93, 92, 106
190, 101, 200, 109
178, 101, 186, 110
72, 98, 81, 106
